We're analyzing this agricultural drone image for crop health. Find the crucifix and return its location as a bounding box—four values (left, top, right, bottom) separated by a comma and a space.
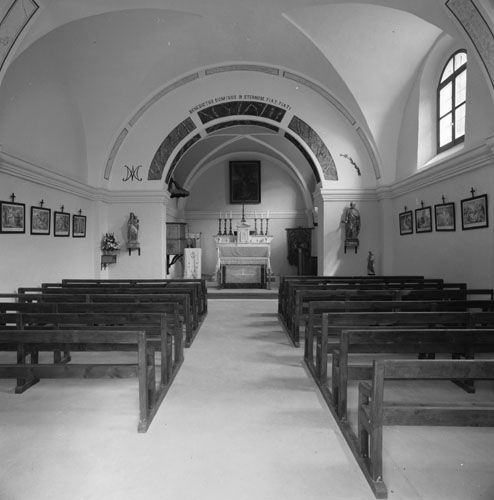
471, 187, 476, 198
442, 196, 445, 204
10, 193, 15, 203
39, 199, 44, 208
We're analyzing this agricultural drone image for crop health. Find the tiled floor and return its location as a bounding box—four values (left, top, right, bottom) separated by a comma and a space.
0, 296, 493, 500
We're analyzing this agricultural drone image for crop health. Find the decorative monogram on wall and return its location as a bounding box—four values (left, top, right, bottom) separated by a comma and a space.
122, 165, 143, 182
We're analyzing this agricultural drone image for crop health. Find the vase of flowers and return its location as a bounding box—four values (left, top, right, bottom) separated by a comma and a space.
101, 232, 121, 254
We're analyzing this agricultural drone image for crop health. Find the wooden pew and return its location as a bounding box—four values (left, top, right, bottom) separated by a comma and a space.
0, 310, 183, 395
304, 310, 494, 387
287, 287, 493, 346
57, 278, 208, 316
331, 327, 494, 420
278, 275, 434, 319
60, 278, 208, 314
277, 275, 426, 314
41, 282, 203, 323
19, 287, 199, 347
0, 328, 169, 433
303, 295, 494, 347
357, 359, 494, 498
280, 281, 469, 345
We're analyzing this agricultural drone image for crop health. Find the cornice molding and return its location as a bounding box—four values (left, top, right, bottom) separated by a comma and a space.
0, 151, 168, 204
390, 138, 494, 198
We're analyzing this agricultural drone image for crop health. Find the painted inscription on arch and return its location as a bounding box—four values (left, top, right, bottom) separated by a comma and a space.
196, 99, 287, 124
288, 116, 337, 181
148, 117, 196, 180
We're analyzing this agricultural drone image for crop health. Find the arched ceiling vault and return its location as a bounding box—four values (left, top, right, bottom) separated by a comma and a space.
0, 0, 492, 190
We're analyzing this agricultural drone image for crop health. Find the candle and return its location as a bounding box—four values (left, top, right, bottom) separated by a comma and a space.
220, 212, 222, 219
230, 211, 232, 219
267, 210, 269, 219
255, 211, 257, 219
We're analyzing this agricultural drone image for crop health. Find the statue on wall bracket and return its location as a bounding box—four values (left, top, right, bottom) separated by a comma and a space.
341, 202, 360, 254
127, 212, 141, 255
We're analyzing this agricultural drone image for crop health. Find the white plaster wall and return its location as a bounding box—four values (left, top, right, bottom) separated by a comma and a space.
0, 45, 88, 183
0, 172, 95, 293
391, 162, 494, 288
111, 70, 379, 190
101, 201, 167, 279
183, 155, 308, 278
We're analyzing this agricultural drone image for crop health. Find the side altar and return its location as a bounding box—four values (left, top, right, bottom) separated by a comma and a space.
214, 220, 273, 289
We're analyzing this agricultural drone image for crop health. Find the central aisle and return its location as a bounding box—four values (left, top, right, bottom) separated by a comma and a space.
150, 298, 375, 500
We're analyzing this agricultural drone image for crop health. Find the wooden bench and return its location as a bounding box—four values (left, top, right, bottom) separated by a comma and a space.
60, 278, 208, 315
303, 296, 494, 348
332, 327, 494, 420
280, 282, 469, 346
0, 328, 172, 433
278, 276, 435, 320
304, 310, 494, 387
0, 310, 183, 395
357, 359, 494, 498
19, 287, 199, 347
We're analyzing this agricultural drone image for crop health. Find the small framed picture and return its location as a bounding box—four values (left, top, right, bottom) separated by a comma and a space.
31, 206, 51, 235
461, 194, 488, 230
72, 214, 86, 238
54, 211, 70, 237
399, 210, 413, 235
0, 201, 26, 233
434, 202, 456, 231
415, 206, 432, 233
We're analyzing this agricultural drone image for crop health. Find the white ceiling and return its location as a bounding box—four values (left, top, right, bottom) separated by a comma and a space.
3, 0, 468, 187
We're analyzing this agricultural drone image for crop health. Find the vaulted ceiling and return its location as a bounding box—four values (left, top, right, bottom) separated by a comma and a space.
0, 0, 489, 190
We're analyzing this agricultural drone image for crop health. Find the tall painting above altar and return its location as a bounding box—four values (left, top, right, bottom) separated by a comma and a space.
230, 160, 261, 204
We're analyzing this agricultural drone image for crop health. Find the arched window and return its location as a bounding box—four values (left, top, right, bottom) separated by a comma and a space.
437, 50, 467, 153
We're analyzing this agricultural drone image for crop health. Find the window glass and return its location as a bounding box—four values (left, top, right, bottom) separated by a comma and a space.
437, 50, 467, 152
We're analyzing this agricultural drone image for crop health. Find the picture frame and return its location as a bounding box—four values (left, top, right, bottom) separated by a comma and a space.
54, 210, 70, 237
434, 202, 456, 231
415, 206, 432, 233
399, 210, 413, 235
229, 160, 261, 204
0, 201, 25, 233
461, 194, 488, 230
72, 214, 86, 238
30, 206, 51, 235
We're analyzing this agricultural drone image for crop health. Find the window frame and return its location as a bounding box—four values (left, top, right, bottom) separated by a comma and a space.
437, 49, 467, 153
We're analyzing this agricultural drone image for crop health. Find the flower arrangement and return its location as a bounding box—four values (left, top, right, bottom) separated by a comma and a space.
101, 232, 121, 253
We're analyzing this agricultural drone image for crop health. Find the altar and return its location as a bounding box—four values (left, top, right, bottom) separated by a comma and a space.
214, 221, 273, 289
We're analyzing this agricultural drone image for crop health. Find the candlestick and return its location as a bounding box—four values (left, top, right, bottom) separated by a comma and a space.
228, 218, 233, 235
254, 218, 258, 235
223, 218, 228, 235
265, 218, 269, 236
218, 217, 222, 235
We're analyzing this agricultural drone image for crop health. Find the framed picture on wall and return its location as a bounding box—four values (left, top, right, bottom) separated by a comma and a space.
0, 201, 25, 233
30, 206, 51, 235
415, 206, 432, 233
434, 202, 455, 231
72, 214, 86, 238
399, 210, 413, 235
54, 210, 70, 237
461, 194, 488, 230
229, 160, 261, 204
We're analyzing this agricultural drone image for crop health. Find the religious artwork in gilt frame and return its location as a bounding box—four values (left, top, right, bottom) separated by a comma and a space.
229, 160, 261, 204
461, 194, 488, 230
399, 210, 413, 235
415, 206, 432, 233
434, 202, 456, 231
31, 206, 51, 235
0, 201, 25, 233
72, 214, 86, 238
54, 211, 70, 237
